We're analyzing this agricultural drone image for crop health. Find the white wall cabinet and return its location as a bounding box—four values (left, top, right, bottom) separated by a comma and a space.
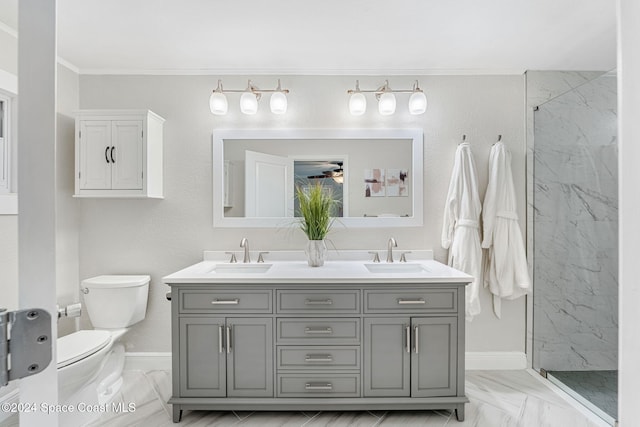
75, 110, 164, 198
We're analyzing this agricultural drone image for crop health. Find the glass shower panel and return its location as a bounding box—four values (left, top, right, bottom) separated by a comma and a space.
532, 72, 618, 423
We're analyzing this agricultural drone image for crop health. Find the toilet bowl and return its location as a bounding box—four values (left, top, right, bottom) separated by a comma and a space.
56, 275, 149, 409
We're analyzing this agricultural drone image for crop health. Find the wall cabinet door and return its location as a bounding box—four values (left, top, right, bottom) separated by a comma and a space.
411, 317, 457, 397
363, 317, 410, 397
226, 318, 273, 397
79, 120, 112, 190
111, 120, 143, 190
179, 317, 226, 397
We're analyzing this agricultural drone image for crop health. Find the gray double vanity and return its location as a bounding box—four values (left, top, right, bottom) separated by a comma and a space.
164, 250, 471, 422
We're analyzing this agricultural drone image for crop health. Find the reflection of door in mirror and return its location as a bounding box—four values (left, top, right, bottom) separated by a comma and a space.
245, 150, 294, 217
293, 160, 345, 217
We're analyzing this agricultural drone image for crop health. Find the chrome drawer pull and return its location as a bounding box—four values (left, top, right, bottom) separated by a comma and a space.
414, 325, 419, 354
218, 325, 224, 354
226, 325, 232, 353
304, 327, 333, 334
397, 298, 426, 305
305, 382, 333, 390
305, 354, 333, 363
211, 298, 239, 305
304, 299, 333, 306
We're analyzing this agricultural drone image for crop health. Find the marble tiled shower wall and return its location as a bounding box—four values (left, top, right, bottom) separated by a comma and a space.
531, 72, 618, 371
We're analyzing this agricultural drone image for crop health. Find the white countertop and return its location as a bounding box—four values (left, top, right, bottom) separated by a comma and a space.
163, 250, 473, 285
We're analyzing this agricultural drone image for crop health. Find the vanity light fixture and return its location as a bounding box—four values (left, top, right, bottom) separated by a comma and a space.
209, 79, 290, 115
348, 80, 367, 116
347, 80, 427, 116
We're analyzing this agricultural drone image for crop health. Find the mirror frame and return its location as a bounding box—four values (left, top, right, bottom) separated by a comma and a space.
212, 128, 424, 228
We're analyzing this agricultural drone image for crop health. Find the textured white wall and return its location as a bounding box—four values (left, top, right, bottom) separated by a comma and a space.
78, 74, 527, 353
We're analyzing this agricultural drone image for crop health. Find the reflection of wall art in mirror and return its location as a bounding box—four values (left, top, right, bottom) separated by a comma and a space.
212, 129, 424, 228
364, 169, 385, 197
386, 168, 409, 197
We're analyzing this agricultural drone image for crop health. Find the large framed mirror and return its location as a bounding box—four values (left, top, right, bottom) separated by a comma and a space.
212, 129, 423, 228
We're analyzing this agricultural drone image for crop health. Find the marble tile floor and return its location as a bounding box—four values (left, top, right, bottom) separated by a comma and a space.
0, 370, 610, 427
80, 369, 608, 427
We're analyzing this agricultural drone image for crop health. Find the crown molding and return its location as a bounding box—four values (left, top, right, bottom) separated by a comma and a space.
78, 67, 526, 76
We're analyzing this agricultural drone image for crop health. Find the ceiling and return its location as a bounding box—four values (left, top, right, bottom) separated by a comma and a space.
0, 0, 617, 75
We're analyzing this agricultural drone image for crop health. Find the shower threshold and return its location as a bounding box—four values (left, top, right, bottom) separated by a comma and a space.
546, 370, 617, 426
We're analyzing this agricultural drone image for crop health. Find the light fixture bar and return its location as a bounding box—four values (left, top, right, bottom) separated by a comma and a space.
347, 80, 423, 94
214, 79, 290, 94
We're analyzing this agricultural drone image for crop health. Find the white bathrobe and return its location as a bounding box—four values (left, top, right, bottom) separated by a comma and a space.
442, 142, 482, 320
482, 141, 531, 318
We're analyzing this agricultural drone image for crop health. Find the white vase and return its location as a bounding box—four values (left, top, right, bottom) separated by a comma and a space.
306, 240, 327, 267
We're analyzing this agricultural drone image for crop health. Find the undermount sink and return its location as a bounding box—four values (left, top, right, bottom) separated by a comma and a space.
209, 263, 273, 274
364, 263, 429, 273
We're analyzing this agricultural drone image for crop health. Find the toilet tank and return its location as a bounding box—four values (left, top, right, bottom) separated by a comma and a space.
81, 275, 150, 329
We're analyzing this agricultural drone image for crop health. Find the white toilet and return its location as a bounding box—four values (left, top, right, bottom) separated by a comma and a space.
57, 275, 149, 408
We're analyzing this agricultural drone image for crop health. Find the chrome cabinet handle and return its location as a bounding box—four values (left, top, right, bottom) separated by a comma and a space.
304, 327, 333, 334
305, 382, 332, 390
105, 146, 110, 163
405, 324, 411, 353
414, 325, 419, 354
304, 299, 333, 306
226, 325, 231, 353
305, 354, 333, 363
397, 298, 426, 305
110, 146, 115, 163
218, 325, 223, 353
211, 298, 239, 305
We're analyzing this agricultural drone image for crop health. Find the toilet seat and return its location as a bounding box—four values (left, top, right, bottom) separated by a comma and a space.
57, 330, 112, 369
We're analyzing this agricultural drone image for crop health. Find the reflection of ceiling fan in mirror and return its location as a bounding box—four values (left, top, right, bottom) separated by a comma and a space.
307, 161, 344, 184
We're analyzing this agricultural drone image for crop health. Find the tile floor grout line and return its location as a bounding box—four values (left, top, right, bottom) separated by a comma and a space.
140, 370, 173, 421
301, 411, 322, 427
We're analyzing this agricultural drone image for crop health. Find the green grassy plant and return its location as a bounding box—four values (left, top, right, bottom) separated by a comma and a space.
295, 182, 337, 240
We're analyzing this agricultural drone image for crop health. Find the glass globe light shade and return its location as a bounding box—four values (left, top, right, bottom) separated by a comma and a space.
270, 92, 287, 114
408, 91, 427, 115
240, 92, 258, 115
349, 92, 367, 115
378, 92, 396, 115
209, 92, 228, 115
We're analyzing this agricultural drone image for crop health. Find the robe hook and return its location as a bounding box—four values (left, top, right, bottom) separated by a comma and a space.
497, 135, 502, 142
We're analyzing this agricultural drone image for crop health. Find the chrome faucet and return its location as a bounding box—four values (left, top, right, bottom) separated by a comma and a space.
386, 237, 397, 263
240, 238, 250, 263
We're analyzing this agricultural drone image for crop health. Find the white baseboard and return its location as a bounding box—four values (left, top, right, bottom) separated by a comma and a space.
124, 352, 172, 372
465, 351, 528, 370
124, 351, 526, 373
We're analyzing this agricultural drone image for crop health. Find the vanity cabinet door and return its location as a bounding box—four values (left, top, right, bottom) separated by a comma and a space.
226, 318, 273, 397
363, 317, 410, 397
179, 317, 226, 397
411, 317, 457, 397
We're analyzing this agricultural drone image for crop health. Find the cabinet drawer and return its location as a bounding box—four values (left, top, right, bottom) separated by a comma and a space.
179, 289, 272, 313
277, 346, 360, 370
276, 290, 360, 314
364, 289, 457, 313
277, 374, 360, 397
276, 318, 360, 344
